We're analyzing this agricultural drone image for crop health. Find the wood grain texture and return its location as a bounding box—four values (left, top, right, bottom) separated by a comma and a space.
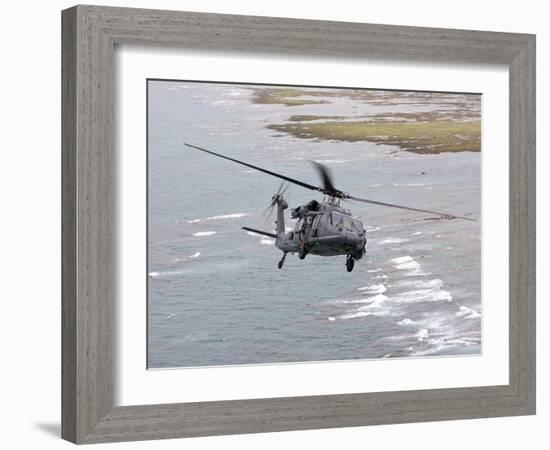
61, 4, 536, 444
61, 7, 77, 443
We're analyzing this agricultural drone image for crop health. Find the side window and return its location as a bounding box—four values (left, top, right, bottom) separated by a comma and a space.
352, 219, 363, 232
331, 213, 341, 226
342, 216, 349, 230
294, 218, 304, 232
312, 215, 320, 229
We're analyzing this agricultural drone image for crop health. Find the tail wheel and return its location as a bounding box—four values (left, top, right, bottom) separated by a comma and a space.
298, 246, 308, 260
346, 256, 355, 272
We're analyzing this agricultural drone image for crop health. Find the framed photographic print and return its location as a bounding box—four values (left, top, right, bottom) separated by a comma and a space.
62, 5, 536, 444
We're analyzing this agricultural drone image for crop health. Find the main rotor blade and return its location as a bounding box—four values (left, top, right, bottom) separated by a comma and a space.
348, 195, 477, 221
310, 162, 340, 196
184, 143, 321, 192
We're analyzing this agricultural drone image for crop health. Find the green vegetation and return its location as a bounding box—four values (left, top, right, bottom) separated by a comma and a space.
248, 87, 481, 154
267, 120, 481, 154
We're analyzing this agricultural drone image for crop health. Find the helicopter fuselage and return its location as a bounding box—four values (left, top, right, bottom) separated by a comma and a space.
274, 198, 367, 261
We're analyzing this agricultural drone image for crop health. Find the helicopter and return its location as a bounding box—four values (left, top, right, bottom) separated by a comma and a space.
184, 143, 476, 272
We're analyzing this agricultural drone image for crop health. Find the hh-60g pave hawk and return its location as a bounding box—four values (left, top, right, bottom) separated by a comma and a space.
184, 143, 476, 272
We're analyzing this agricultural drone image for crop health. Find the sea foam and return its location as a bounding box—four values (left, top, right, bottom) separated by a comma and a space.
187, 212, 249, 223
357, 283, 387, 294
192, 231, 217, 237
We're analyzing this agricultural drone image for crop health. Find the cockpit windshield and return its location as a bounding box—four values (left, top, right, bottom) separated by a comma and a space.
333, 213, 362, 232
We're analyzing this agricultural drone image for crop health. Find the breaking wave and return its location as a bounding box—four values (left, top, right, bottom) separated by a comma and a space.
455, 305, 481, 319
172, 252, 201, 262
192, 231, 217, 237
365, 225, 381, 233
149, 269, 187, 279
397, 318, 415, 326
415, 329, 429, 341
391, 255, 429, 276
393, 288, 452, 303
379, 237, 409, 245
357, 283, 387, 294
337, 294, 389, 320
392, 278, 452, 303
186, 212, 249, 223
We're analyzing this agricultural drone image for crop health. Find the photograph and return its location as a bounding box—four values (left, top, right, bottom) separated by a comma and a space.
147, 80, 482, 368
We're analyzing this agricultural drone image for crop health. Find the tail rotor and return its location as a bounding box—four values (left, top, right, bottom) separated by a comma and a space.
262, 182, 288, 220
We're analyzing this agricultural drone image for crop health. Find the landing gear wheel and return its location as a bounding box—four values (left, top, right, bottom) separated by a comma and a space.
298, 247, 308, 260
346, 256, 355, 272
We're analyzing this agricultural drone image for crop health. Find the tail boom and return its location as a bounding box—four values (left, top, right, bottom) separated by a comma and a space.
241, 227, 277, 239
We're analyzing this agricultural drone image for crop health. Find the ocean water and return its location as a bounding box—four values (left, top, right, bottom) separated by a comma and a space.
147, 81, 482, 368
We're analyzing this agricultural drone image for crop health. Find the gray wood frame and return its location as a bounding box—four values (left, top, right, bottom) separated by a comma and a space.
62, 4, 536, 444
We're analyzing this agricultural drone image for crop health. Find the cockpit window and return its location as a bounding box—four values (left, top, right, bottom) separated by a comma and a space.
342, 215, 353, 231
312, 215, 321, 229
335, 214, 361, 232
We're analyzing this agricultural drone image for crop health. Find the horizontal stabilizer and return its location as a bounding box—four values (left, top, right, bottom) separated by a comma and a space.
242, 227, 277, 239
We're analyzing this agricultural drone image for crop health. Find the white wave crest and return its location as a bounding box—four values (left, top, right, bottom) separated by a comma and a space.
260, 237, 275, 245
416, 329, 429, 341
392, 255, 419, 270
394, 288, 452, 303
339, 310, 382, 320
391, 255, 429, 276
192, 231, 217, 237
455, 305, 481, 319
187, 212, 249, 223
172, 252, 201, 262
397, 318, 415, 326
206, 213, 249, 220
337, 294, 389, 320
398, 279, 443, 289
392, 277, 452, 304
379, 237, 409, 245
357, 283, 387, 294
148, 269, 186, 279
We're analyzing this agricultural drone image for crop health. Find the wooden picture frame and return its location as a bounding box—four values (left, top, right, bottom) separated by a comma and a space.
61, 5, 536, 444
